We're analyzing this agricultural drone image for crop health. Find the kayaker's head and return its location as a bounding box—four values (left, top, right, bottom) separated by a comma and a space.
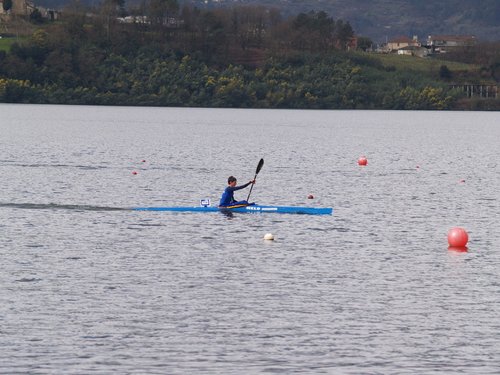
227, 176, 237, 187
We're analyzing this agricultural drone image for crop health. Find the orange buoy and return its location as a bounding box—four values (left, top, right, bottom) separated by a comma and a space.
448, 227, 468, 247
358, 156, 368, 166
307, 194, 314, 199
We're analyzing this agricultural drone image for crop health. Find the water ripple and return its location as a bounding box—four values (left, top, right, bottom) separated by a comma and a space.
14, 278, 42, 283
0, 202, 127, 211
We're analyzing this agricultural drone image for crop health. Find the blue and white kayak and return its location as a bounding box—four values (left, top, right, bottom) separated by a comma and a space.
133, 204, 332, 215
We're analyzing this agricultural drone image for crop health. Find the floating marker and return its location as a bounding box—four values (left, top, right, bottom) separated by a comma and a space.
264, 233, 275, 241
358, 156, 368, 166
142, 160, 146, 163
132, 171, 138, 175
307, 194, 314, 199
448, 227, 468, 248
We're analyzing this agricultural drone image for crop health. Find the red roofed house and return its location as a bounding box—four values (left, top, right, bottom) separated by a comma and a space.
386, 35, 420, 52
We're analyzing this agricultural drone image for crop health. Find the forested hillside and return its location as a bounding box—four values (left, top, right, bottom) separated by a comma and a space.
32, 0, 500, 42
1, 2, 499, 109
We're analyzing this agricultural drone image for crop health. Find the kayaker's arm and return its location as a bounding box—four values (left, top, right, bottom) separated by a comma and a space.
232, 180, 254, 191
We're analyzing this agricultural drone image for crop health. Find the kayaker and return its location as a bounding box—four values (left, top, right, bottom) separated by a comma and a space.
219, 176, 255, 207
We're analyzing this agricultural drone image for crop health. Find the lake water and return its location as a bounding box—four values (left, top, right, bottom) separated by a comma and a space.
1, 104, 499, 374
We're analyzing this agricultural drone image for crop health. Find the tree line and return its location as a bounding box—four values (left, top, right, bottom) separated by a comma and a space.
0, 1, 485, 109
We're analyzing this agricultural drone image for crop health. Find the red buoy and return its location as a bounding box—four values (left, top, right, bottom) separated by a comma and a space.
307, 194, 314, 199
358, 156, 368, 166
132, 171, 138, 175
448, 227, 468, 247
142, 160, 146, 163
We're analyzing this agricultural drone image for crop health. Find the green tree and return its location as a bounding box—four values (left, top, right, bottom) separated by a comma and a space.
357, 36, 373, 52
30, 8, 44, 24
147, 0, 179, 28
439, 65, 452, 80
0, 78, 35, 103
489, 56, 500, 82
334, 20, 354, 50
2, 0, 12, 12
97, 0, 126, 41
291, 11, 335, 52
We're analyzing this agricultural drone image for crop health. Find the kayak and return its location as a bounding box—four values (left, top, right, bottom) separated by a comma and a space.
133, 204, 332, 215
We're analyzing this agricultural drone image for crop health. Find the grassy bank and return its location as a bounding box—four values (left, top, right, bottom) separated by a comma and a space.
0, 36, 25, 52
370, 52, 476, 73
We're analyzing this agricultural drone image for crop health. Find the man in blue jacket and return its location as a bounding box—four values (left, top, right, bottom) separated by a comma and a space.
219, 176, 255, 207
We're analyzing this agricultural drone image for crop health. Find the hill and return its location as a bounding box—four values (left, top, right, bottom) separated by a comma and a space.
33, 0, 500, 42
194, 0, 500, 42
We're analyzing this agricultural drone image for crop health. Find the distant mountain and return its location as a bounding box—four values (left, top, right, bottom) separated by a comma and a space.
34, 0, 500, 42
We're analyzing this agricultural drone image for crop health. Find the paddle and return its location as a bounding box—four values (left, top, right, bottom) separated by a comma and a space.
246, 158, 264, 202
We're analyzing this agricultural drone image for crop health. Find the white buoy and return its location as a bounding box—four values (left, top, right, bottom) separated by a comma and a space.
263, 233, 275, 241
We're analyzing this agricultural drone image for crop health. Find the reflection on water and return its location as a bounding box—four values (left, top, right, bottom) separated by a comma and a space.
448, 246, 469, 253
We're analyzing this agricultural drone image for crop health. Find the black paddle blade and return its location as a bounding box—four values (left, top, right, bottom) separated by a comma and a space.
255, 158, 264, 175
247, 158, 264, 202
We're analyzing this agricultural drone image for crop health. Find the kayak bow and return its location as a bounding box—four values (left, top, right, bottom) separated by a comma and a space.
133, 204, 332, 215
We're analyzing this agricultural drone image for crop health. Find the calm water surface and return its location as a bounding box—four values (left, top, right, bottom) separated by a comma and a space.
1, 104, 499, 374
